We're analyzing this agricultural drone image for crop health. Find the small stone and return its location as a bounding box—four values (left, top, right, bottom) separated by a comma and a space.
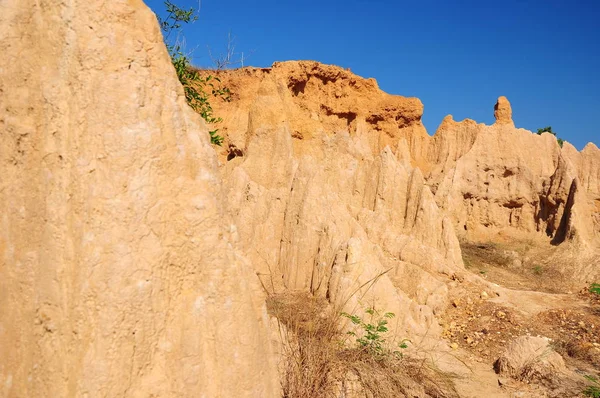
496, 311, 506, 319
481, 291, 489, 299
450, 342, 459, 350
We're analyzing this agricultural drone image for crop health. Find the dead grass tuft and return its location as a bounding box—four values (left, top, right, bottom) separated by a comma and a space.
267, 292, 458, 398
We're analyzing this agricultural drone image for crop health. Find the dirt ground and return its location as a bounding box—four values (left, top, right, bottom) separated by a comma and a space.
439, 240, 600, 397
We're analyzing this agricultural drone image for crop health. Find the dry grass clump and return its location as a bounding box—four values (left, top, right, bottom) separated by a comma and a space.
333, 350, 458, 398
267, 292, 458, 398
555, 340, 600, 369
267, 292, 339, 398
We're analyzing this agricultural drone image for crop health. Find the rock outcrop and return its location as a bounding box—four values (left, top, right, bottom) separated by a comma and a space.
212, 65, 600, 247
208, 62, 431, 162
417, 97, 600, 276
2, 1, 599, 395
0, 1, 278, 397
426, 112, 566, 240
494, 96, 514, 126
494, 336, 567, 386
562, 142, 600, 242
205, 61, 600, 339
206, 63, 466, 343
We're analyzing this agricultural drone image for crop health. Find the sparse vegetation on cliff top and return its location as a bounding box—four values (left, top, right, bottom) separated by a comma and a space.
158, 0, 230, 145
536, 126, 565, 147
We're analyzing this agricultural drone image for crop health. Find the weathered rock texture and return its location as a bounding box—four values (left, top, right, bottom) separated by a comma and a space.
209, 65, 599, 290
411, 97, 600, 281
494, 336, 566, 386
0, 1, 278, 397
419, 100, 600, 251
214, 62, 429, 158
2, 1, 599, 394
205, 63, 466, 344
494, 96, 514, 126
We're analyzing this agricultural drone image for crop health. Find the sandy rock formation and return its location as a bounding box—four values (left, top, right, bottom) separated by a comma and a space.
0, 1, 278, 397
214, 65, 600, 261
208, 61, 600, 338
420, 97, 600, 256
208, 61, 431, 162
208, 62, 464, 339
2, 0, 598, 392
494, 336, 566, 386
562, 142, 600, 241
494, 96, 514, 126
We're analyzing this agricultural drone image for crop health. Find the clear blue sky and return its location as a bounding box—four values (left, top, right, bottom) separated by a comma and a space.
145, 0, 599, 149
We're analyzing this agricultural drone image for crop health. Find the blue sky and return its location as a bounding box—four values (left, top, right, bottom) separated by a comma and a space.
145, 0, 599, 149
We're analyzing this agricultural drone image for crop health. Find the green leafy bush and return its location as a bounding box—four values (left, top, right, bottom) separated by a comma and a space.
158, 1, 230, 145
536, 126, 565, 148
342, 307, 409, 359
590, 283, 600, 295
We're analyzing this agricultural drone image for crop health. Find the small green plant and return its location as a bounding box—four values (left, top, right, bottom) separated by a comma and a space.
590, 283, 600, 295
158, 1, 230, 145
536, 126, 565, 148
341, 307, 408, 359
532, 265, 544, 275
583, 375, 600, 397
462, 256, 473, 269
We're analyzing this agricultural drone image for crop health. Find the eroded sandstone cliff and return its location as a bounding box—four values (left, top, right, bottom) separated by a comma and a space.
210, 65, 599, 283
207, 63, 465, 342
421, 97, 600, 250
1, 1, 599, 396
0, 1, 278, 397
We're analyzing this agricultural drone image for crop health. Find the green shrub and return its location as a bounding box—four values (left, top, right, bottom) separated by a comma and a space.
158, 1, 230, 145
536, 126, 564, 148
536, 126, 554, 135
590, 283, 600, 295
583, 375, 600, 397
532, 265, 544, 275
342, 307, 409, 359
